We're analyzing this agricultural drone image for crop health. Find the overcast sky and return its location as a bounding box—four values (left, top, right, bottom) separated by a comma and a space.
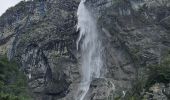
0, 0, 22, 16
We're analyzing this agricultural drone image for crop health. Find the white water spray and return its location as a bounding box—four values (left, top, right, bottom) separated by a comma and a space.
76, 0, 103, 100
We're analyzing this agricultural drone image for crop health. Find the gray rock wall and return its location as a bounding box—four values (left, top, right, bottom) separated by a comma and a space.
0, 0, 170, 100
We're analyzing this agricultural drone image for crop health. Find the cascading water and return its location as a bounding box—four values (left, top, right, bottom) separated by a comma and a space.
76, 0, 103, 100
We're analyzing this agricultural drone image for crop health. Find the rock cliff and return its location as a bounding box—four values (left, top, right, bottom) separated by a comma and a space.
0, 0, 170, 100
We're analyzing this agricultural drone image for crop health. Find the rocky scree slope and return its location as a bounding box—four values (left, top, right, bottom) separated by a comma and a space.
0, 0, 170, 100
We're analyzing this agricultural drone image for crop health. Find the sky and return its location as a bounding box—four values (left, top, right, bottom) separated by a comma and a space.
0, 0, 22, 16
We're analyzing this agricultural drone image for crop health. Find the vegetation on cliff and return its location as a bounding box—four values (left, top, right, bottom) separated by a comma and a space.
124, 53, 170, 100
0, 55, 32, 100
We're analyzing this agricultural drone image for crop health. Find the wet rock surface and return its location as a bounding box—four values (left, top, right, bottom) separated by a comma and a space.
87, 78, 115, 100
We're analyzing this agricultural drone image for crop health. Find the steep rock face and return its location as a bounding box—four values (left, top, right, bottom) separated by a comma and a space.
83, 0, 170, 99
0, 0, 170, 100
0, 0, 80, 99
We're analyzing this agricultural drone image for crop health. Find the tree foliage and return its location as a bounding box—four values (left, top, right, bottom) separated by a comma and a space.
0, 55, 32, 100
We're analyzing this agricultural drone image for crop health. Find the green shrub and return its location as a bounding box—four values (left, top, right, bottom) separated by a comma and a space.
0, 55, 32, 100
124, 55, 170, 100
146, 56, 170, 89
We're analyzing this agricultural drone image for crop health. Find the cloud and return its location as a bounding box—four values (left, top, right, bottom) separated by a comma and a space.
0, 0, 22, 16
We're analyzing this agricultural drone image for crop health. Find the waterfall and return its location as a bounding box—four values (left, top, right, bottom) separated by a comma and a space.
76, 0, 103, 100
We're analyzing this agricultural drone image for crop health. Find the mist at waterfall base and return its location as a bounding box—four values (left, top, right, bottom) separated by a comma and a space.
76, 0, 103, 100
